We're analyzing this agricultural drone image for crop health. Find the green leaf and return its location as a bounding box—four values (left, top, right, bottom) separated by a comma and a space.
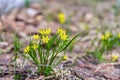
24, 0, 30, 7
13, 35, 21, 51
45, 67, 52, 76
46, 34, 59, 50
13, 74, 21, 80
55, 52, 65, 66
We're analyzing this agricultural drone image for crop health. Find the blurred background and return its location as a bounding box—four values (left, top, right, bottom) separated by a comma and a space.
0, 0, 120, 79
0, 0, 119, 53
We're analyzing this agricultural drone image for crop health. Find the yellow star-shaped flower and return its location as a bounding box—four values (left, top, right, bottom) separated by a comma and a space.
60, 33, 68, 41
117, 33, 120, 38
57, 28, 68, 41
112, 54, 119, 61
33, 34, 39, 40
42, 36, 50, 43
39, 28, 51, 35
101, 35, 106, 40
57, 27, 64, 34
63, 55, 68, 60
24, 46, 30, 53
32, 44, 38, 50
58, 13, 66, 24
101, 32, 111, 40
105, 32, 111, 38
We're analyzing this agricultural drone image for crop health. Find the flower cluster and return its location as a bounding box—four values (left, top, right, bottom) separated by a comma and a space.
24, 27, 70, 53
95, 32, 120, 62
23, 27, 78, 76
39, 28, 51, 43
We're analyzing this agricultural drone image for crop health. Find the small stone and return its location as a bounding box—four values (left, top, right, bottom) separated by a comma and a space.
26, 8, 38, 17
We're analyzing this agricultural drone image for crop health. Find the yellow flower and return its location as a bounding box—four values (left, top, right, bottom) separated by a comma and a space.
101, 35, 106, 40
63, 55, 68, 60
57, 27, 64, 34
111, 54, 119, 61
42, 36, 50, 43
105, 32, 111, 38
32, 44, 38, 50
39, 28, 51, 35
24, 46, 30, 53
117, 33, 120, 38
57, 28, 68, 41
101, 32, 111, 40
39, 29, 44, 35
57, 27, 61, 33
33, 34, 39, 40
60, 32, 68, 41
58, 13, 65, 24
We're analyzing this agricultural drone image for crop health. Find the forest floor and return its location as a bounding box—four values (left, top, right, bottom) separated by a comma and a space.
0, 0, 120, 80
